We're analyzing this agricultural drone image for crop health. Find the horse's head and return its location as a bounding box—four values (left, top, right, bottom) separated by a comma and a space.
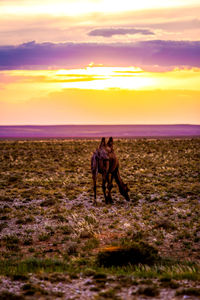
122, 183, 130, 201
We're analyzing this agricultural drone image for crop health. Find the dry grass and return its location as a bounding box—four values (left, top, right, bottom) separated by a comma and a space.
0, 138, 199, 299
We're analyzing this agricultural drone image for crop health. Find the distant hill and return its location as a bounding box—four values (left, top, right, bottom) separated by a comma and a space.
0, 125, 200, 138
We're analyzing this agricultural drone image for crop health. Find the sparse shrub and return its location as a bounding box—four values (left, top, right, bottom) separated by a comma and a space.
28, 247, 35, 253
48, 272, 71, 283
25, 229, 34, 234
160, 278, 179, 289
60, 225, 73, 235
66, 242, 78, 255
38, 233, 50, 241
96, 241, 159, 267
194, 237, 200, 243
23, 237, 33, 245
139, 279, 153, 285
132, 230, 146, 241
69, 273, 79, 279
80, 230, 93, 239
0, 215, 10, 220
3, 235, 19, 244
16, 216, 35, 225
99, 288, 119, 299
52, 214, 66, 222
136, 285, 159, 297
8, 175, 22, 184
0, 222, 8, 232
176, 287, 200, 296
93, 273, 107, 279
83, 237, 100, 251
0, 291, 25, 300
22, 283, 48, 296
84, 215, 97, 224
108, 223, 115, 229
76, 257, 90, 266
183, 241, 191, 249
93, 273, 107, 288
12, 274, 29, 281
40, 198, 55, 207
0, 196, 12, 202
83, 268, 96, 276
3, 235, 20, 251
154, 219, 175, 231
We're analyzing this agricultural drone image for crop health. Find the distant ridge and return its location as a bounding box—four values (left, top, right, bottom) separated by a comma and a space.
0, 125, 200, 138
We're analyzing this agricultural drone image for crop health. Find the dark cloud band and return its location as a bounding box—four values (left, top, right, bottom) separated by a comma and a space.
88, 28, 154, 37
0, 40, 200, 69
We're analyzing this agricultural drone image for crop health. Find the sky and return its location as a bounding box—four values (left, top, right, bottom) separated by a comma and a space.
0, 0, 200, 125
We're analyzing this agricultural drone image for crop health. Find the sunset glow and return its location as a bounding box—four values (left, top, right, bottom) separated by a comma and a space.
0, 0, 199, 124
1, 0, 200, 16
1, 66, 200, 92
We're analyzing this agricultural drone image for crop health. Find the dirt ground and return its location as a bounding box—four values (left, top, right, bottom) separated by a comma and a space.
0, 138, 199, 299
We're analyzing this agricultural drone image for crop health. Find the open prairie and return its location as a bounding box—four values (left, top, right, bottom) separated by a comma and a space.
0, 138, 199, 299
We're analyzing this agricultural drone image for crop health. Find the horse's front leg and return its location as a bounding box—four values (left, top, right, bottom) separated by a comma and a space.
107, 173, 114, 204
102, 173, 108, 204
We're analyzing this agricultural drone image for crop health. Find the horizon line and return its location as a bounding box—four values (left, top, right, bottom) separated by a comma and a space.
0, 124, 200, 127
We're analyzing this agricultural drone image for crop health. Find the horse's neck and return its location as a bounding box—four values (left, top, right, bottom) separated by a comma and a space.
114, 169, 125, 190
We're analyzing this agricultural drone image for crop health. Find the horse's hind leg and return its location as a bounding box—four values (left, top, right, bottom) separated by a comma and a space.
92, 173, 97, 205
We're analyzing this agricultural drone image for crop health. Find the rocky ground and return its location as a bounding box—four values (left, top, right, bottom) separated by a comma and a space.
0, 138, 199, 299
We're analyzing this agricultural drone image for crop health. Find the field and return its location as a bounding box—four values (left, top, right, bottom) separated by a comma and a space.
0, 138, 200, 299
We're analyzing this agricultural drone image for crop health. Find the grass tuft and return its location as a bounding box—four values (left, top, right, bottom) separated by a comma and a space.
96, 241, 159, 267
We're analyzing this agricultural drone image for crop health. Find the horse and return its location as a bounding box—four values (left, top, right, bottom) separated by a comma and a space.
91, 137, 130, 204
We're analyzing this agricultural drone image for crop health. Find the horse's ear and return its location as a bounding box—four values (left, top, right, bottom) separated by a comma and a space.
99, 137, 106, 148
107, 137, 113, 148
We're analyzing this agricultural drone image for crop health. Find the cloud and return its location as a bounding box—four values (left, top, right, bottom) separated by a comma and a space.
148, 18, 200, 31
0, 40, 200, 70
88, 28, 154, 37
24, 76, 105, 83
0, 6, 200, 45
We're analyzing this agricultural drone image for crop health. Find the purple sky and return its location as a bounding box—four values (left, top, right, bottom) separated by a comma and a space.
0, 40, 200, 70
